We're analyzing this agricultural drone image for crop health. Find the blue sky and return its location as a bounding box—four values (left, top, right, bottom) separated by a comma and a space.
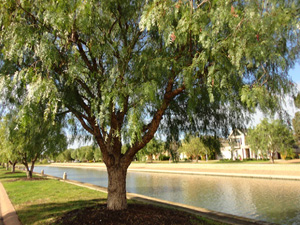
290, 63, 300, 84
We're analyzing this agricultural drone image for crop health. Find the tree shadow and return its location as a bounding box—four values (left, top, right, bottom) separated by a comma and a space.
0, 174, 27, 180
15, 198, 106, 225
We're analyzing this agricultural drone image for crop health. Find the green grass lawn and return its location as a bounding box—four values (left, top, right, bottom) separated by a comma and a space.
0, 167, 226, 225
0, 168, 106, 224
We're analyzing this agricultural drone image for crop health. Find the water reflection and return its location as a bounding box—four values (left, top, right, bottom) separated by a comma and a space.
35, 166, 300, 225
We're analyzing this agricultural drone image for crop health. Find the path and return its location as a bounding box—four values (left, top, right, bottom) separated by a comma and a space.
0, 182, 21, 225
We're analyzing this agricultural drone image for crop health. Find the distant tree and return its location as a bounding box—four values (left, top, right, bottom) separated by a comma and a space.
141, 138, 163, 162
72, 146, 96, 162
85, 148, 95, 161
0, 126, 10, 170
293, 112, 300, 146
71, 149, 79, 161
165, 139, 180, 162
248, 119, 295, 163
293, 93, 300, 146
57, 149, 74, 162
63, 149, 74, 162
179, 136, 208, 162
201, 136, 221, 160
4, 104, 67, 178
94, 148, 102, 162
246, 132, 259, 160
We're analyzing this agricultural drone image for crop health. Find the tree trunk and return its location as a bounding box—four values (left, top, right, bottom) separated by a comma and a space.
11, 162, 16, 173
106, 165, 128, 210
6, 161, 9, 170
195, 155, 199, 163
270, 151, 275, 164
9, 161, 17, 173
26, 170, 33, 178
23, 162, 32, 178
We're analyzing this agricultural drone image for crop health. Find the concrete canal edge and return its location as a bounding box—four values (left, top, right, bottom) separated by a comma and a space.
0, 182, 22, 225
33, 171, 278, 225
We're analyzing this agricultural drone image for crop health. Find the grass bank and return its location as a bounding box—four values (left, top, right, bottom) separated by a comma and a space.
0, 167, 225, 225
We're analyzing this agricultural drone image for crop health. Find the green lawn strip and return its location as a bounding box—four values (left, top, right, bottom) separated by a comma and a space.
0, 167, 225, 225
0, 168, 106, 224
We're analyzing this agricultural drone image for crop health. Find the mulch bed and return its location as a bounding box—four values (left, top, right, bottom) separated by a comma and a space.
4, 172, 22, 174
55, 204, 210, 225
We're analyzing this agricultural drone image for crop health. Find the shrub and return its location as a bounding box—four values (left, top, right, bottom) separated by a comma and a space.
159, 155, 170, 161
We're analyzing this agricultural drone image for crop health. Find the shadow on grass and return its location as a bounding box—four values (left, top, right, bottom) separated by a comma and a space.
0, 174, 28, 180
15, 198, 106, 225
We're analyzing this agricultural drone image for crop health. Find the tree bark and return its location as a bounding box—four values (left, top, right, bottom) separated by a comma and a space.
270, 151, 275, 163
106, 164, 128, 210
11, 162, 17, 173
195, 155, 199, 163
6, 161, 9, 170
9, 161, 17, 173
23, 162, 33, 178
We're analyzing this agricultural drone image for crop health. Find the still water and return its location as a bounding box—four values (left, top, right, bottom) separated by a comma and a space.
35, 166, 300, 225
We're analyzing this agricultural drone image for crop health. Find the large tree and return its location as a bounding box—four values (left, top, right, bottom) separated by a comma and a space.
0, 0, 299, 209
247, 119, 295, 163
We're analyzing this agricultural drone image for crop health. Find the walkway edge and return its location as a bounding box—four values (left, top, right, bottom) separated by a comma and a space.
0, 182, 22, 225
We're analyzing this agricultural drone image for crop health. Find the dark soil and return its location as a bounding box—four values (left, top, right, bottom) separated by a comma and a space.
55, 204, 215, 225
4, 172, 21, 174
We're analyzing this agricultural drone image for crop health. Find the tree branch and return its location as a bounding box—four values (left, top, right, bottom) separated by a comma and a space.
124, 79, 185, 164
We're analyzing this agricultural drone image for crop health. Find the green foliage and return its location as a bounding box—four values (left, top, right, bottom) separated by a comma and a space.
292, 112, 300, 146
179, 135, 208, 162
40, 159, 49, 164
0, 101, 67, 175
93, 148, 102, 162
165, 140, 181, 162
68, 145, 100, 162
247, 119, 295, 162
140, 138, 164, 161
159, 155, 170, 161
200, 136, 221, 159
0, 0, 297, 163
56, 149, 74, 162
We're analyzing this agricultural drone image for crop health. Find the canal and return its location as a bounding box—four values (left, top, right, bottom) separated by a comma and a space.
34, 166, 300, 225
